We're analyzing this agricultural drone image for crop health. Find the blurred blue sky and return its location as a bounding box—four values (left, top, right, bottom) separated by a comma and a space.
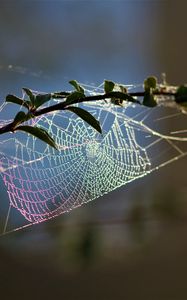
0, 0, 165, 94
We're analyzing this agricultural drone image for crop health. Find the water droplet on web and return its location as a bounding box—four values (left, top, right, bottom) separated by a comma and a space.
0, 81, 186, 235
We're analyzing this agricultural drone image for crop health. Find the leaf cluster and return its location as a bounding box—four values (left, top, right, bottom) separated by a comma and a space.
4, 81, 102, 149
1, 76, 187, 150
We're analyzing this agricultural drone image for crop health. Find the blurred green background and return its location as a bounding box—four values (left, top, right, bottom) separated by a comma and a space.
0, 0, 187, 299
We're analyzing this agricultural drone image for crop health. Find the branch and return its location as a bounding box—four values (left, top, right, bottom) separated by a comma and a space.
0, 77, 186, 149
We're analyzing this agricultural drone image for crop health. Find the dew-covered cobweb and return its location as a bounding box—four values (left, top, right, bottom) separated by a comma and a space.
0, 75, 186, 235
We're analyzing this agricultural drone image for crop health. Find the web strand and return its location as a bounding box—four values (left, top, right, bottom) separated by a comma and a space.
0, 82, 186, 235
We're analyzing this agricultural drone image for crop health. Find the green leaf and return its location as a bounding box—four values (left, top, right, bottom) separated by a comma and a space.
104, 80, 115, 93
69, 80, 84, 93
13, 111, 27, 123
22, 88, 35, 105
65, 91, 85, 106
143, 92, 157, 107
35, 93, 51, 108
143, 77, 157, 107
144, 76, 157, 90
118, 85, 127, 94
66, 106, 102, 134
6, 94, 30, 109
175, 85, 187, 104
13, 111, 34, 129
16, 125, 58, 149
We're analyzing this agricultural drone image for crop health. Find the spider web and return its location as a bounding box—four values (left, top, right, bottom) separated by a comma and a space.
0, 82, 186, 235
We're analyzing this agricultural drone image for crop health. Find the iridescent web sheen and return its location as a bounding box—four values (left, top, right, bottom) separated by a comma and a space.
0, 83, 186, 234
